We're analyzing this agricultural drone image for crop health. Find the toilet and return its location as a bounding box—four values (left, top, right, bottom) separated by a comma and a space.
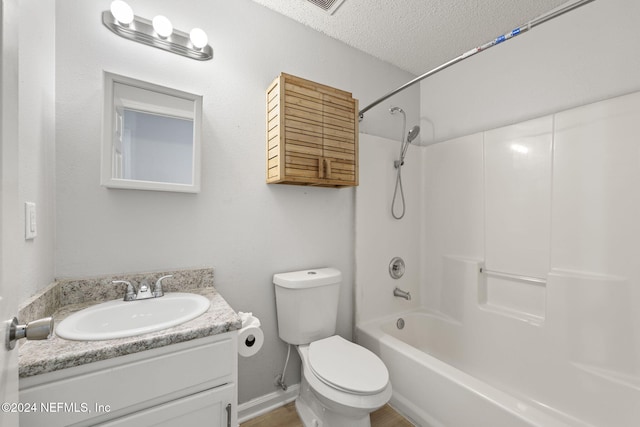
274, 268, 392, 427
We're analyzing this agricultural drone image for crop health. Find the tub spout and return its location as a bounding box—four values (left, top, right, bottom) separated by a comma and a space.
393, 287, 411, 300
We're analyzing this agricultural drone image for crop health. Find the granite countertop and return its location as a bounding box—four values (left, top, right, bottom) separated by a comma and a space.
18, 270, 242, 379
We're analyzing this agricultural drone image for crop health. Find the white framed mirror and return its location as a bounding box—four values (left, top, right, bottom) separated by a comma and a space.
101, 72, 202, 193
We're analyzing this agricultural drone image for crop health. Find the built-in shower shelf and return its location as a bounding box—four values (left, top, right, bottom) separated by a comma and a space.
266, 72, 359, 188
478, 265, 547, 324
478, 302, 545, 326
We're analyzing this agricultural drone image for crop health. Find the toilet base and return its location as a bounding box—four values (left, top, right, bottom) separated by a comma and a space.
295, 373, 372, 427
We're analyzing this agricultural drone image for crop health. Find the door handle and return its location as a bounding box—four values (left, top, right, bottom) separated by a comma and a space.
5, 316, 54, 350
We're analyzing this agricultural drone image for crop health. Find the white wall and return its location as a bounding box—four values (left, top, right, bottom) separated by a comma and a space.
18, 0, 56, 301
420, 0, 640, 145
54, 0, 418, 404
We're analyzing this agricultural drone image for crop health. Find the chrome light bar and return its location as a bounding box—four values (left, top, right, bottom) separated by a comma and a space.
102, 11, 213, 61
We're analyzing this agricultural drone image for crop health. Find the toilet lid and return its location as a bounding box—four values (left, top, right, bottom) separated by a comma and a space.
308, 335, 388, 395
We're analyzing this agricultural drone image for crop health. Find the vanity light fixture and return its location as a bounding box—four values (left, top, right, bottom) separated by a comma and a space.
189, 28, 208, 50
102, 1, 213, 61
110, 0, 133, 26
152, 15, 173, 39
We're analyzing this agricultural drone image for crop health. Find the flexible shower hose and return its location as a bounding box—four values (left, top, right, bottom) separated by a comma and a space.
391, 164, 406, 219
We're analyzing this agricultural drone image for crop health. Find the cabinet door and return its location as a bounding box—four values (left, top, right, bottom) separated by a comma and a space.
97, 383, 235, 427
321, 92, 358, 186
19, 335, 235, 427
283, 80, 325, 183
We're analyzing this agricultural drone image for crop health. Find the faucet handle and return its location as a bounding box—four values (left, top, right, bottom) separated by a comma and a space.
113, 280, 136, 301
153, 275, 172, 298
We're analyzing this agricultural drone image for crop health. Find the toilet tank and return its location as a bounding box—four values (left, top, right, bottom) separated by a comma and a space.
274, 268, 341, 345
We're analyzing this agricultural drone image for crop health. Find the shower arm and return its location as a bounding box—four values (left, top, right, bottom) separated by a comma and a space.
358, 0, 596, 121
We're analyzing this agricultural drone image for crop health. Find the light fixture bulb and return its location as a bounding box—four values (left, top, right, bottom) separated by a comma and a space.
152, 15, 173, 38
110, 0, 134, 26
189, 28, 208, 50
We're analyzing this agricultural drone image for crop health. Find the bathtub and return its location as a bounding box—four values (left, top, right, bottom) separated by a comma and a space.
356, 310, 593, 427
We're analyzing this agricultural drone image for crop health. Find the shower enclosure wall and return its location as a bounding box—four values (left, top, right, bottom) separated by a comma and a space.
356, 90, 640, 427
355, 2, 639, 425
356, 93, 640, 427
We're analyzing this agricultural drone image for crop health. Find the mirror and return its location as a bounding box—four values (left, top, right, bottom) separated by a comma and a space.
101, 72, 202, 193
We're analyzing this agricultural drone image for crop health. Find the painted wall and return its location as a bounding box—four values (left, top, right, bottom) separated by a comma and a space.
419, 0, 640, 145
54, 0, 418, 404
18, 0, 56, 301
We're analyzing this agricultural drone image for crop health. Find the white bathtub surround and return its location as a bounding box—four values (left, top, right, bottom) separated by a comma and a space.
359, 259, 639, 426
356, 92, 640, 426
421, 134, 484, 313
352, 2, 640, 426
356, 134, 422, 323
481, 116, 553, 322
484, 117, 552, 279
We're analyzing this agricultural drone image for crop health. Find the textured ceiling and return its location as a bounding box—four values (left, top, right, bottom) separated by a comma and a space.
250, 0, 570, 75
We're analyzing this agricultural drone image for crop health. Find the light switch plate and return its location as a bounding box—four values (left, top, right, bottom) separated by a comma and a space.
25, 202, 37, 240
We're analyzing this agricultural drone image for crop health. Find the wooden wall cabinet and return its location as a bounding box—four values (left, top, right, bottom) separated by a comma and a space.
266, 73, 359, 188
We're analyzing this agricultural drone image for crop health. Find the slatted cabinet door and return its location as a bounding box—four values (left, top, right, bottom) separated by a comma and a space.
266, 73, 358, 188
321, 90, 358, 186
282, 78, 325, 182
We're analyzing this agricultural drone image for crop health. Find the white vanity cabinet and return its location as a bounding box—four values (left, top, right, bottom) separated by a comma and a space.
19, 332, 237, 427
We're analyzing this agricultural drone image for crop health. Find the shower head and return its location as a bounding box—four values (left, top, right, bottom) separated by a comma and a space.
389, 106, 404, 115
407, 125, 420, 144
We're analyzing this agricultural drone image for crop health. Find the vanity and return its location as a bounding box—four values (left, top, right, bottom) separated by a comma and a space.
17, 269, 241, 427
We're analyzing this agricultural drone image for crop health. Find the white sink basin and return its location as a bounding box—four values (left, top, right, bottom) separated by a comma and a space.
56, 293, 210, 341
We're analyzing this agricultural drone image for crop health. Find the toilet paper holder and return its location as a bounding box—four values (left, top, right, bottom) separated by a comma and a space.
238, 312, 264, 358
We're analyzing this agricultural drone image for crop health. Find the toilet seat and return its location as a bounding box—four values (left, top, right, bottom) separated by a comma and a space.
308, 335, 389, 395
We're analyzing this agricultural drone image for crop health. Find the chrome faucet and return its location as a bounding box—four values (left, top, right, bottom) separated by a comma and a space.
113, 275, 173, 301
393, 287, 411, 301
136, 280, 153, 300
